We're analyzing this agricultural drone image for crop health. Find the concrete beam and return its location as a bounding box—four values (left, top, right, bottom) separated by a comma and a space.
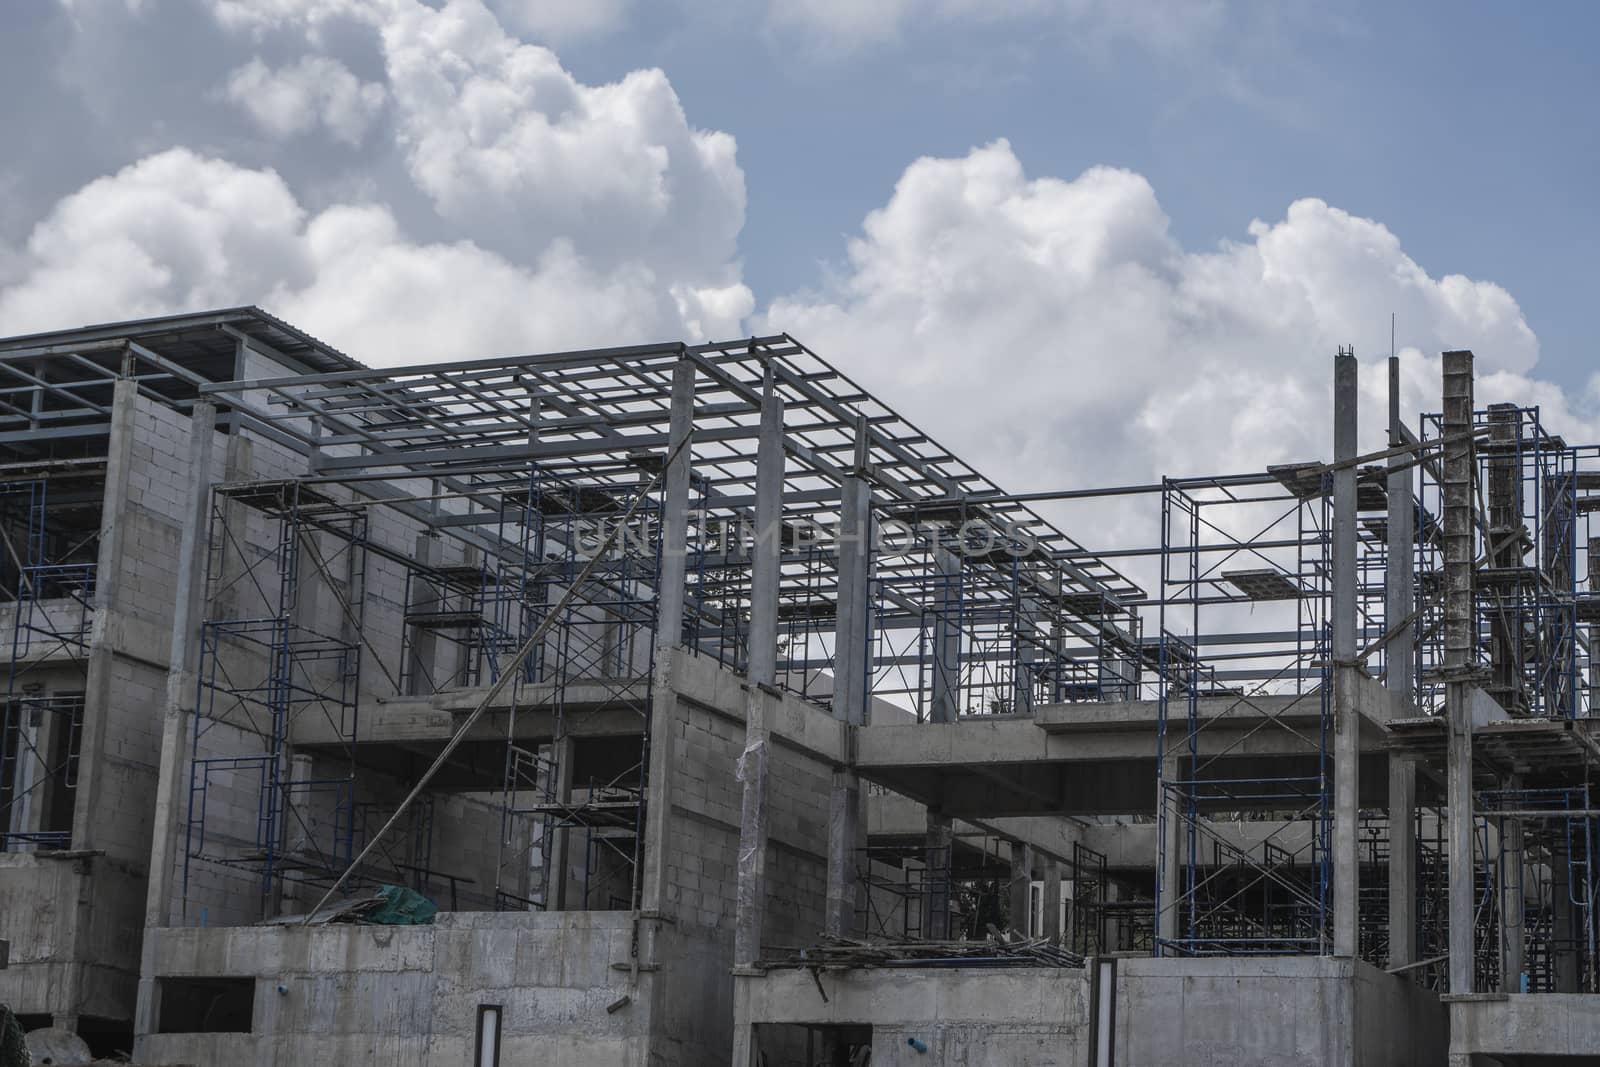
1008, 840, 1033, 936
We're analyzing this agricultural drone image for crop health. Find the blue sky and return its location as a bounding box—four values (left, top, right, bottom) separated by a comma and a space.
0, 0, 1593, 495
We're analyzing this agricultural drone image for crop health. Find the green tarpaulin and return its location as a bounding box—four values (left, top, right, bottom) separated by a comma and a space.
366, 884, 438, 925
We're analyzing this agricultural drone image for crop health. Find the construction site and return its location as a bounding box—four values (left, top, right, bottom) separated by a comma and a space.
0, 306, 1597, 1066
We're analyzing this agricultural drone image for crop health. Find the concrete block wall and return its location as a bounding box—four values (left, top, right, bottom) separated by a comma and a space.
664, 696, 747, 928
762, 740, 831, 950
0, 394, 231, 1026
661, 652, 835, 951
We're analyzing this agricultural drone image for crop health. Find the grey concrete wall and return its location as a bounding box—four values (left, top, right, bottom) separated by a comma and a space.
135, 911, 724, 1067
0, 840, 146, 1024
0, 854, 89, 1018
139, 908, 643, 1067
734, 966, 1090, 1067
1353, 961, 1448, 1067
0, 394, 232, 1025
1448, 993, 1600, 1061
1116, 956, 1445, 1067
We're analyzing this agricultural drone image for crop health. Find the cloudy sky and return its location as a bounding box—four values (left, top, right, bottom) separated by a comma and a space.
1, 0, 1596, 508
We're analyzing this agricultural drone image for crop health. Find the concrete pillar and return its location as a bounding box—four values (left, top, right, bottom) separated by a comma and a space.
70, 378, 138, 853
825, 434, 871, 938
931, 541, 962, 723
921, 536, 961, 937
733, 368, 783, 968
1014, 596, 1041, 714
1008, 840, 1033, 936
547, 734, 577, 910
1387, 355, 1418, 969
1043, 857, 1063, 942
640, 356, 695, 917
1332, 349, 1360, 958
1156, 750, 1182, 950
923, 810, 954, 939
1499, 778, 1525, 992
1443, 349, 1478, 995
142, 400, 215, 932
824, 769, 861, 937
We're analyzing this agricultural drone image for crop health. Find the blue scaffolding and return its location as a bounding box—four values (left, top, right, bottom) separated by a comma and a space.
182, 480, 366, 917
0, 477, 96, 852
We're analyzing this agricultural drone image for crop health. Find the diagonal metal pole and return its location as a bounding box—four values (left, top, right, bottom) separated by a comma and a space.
303, 434, 690, 921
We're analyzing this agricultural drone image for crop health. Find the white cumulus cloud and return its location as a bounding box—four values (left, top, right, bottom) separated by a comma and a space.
377, 0, 745, 280
224, 56, 387, 145
761, 139, 1589, 502
0, 149, 751, 359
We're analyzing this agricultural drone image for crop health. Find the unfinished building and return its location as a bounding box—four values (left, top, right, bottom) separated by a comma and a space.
0, 310, 1596, 1065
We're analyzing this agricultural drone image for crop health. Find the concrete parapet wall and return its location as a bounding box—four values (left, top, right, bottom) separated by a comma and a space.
734, 956, 1446, 1067
1117, 955, 1445, 1067
735, 965, 1090, 1067
136, 912, 665, 1066
1447, 992, 1600, 1061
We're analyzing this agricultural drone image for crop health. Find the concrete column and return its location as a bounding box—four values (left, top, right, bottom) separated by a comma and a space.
1008, 840, 1033, 936
70, 378, 138, 853
143, 399, 215, 929
824, 769, 861, 937
1332, 349, 1360, 958
922, 536, 961, 938
733, 368, 783, 968
1014, 597, 1041, 714
825, 437, 871, 938
1156, 750, 1182, 950
1043, 857, 1063, 942
656, 358, 695, 652
547, 734, 577, 910
923, 810, 954, 939
931, 540, 961, 722
640, 356, 694, 917
1499, 778, 1525, 992
1443, 349, 1478, 995
1387, 355, 1418, 969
